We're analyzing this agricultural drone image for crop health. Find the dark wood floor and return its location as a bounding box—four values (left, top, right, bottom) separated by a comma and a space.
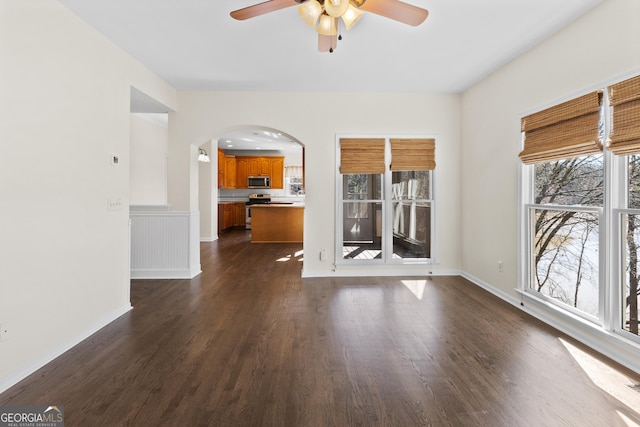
2, 229, 640, 426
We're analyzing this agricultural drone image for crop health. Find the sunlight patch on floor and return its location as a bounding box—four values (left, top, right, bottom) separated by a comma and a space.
276, 250, 304, 262
402, 279, 427, 300
559, 338, 640, 425
617, 411, 640, 427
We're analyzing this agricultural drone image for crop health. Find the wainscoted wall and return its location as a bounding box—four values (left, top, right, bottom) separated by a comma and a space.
130, 210, 201, 279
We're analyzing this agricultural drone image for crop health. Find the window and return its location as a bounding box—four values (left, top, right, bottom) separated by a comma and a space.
531, 155, 603, 317
391, 170, 431, 258
610, 76, 640, 338
621, 156, 640, 336
285, 166, 304, 196
521, 74, 640, 343
337, 137, 434, 263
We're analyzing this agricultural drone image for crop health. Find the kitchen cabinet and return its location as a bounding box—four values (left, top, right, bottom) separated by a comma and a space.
236, 158, 248, 189
233, 203, 246, 227
225, 156, 236, 188
234, 156, 284, 189
247, 157, 270, 176
217, 149, 225, 189
218, 202, 246, 232
258, 158, 270, 175
217, 151, 237, 189
223, 203, 233, 229
270, 157, 284, 189
250, 204, 303, 243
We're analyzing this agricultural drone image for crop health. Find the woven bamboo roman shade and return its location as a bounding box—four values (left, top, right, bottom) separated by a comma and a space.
608, 75, 640, 155
339, 138, 386, 174
519, 91, 603, 164
390, 138, 436, 171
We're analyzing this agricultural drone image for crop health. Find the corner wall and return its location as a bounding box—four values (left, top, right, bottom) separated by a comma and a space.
0, 0, 176, 392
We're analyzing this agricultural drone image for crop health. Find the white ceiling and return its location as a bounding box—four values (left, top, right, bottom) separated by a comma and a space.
59, 0, 602, 149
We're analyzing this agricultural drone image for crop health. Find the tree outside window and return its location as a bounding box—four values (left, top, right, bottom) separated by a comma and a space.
532, 155, 603, 317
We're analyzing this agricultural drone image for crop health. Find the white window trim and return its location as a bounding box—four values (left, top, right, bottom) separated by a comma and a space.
522, 203, 603, 324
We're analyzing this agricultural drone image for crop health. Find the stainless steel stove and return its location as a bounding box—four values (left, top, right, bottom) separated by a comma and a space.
245, 194, 271, 229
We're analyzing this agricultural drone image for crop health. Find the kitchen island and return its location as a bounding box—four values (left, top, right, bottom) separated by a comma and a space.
251, 203, 304, 243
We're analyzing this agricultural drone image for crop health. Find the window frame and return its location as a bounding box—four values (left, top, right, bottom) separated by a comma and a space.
613, 154, 640, 345
519, 77, 640, 347
524, 202, 604, 323
335, 135, 436, 267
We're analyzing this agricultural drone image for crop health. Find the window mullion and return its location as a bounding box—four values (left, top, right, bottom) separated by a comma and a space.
383, 138, 391, 262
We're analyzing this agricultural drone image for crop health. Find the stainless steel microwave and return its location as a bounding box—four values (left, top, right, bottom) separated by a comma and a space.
248, 176, 270, 188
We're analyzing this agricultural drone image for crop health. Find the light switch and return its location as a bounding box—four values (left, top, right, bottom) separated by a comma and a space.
108, 198, 123, 211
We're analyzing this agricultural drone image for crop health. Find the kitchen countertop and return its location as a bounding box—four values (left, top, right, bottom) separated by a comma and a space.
218, 199, 304, 207
250, 202, 304, 208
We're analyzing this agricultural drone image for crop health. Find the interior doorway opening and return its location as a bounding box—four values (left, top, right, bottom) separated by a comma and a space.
200, 125, 306, 247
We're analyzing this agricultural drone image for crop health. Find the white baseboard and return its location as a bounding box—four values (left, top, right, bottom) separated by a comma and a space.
460, 271, 522, 306
130, 267, 201, 279
0, 305, 132, 395
301, 267, 462, 278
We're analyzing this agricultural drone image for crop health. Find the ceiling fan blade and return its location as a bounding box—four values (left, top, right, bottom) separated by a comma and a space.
230, 0, 298, 21
359, 0, 429, 26
318, 34, 338, 52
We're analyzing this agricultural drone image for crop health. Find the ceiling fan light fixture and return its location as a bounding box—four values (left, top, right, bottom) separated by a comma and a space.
316, 14, 337, 36
324, 0, 350, 18
341, 4, 364, 30
298, 0, 323, 27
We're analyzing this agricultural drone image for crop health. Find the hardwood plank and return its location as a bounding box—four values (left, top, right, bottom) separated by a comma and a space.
1, 229, 639, 426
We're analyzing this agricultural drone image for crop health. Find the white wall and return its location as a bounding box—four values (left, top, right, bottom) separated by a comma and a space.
170, 92, 462, 277
198, 140, 216, 241
0, 0, 176, 392
130, 113, 168, 206
461, 0, 640, 298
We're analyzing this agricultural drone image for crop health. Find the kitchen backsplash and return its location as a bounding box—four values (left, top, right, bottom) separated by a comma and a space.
219, 188, 304, 201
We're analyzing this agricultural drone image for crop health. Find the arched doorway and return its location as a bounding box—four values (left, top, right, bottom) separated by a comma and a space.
198, 125, 305, 243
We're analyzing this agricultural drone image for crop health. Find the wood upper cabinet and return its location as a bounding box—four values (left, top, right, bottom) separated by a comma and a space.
258, 158, 270, 175
270, 157, 284, 189
246, 157, 271, 176
218, 152, 236, 189
236, 158, 248, 189
217, 149, 225, 189
225, 156, 236, 188
234, 156, 284, 189
247, 157, 259, 176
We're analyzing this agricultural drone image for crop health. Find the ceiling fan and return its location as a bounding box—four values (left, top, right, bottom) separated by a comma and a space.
230, 0, 429, 53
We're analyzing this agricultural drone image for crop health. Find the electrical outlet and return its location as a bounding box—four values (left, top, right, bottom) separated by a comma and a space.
320, 248, 326, 261
498, 261, 504, 272
0, 323, 7, 342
